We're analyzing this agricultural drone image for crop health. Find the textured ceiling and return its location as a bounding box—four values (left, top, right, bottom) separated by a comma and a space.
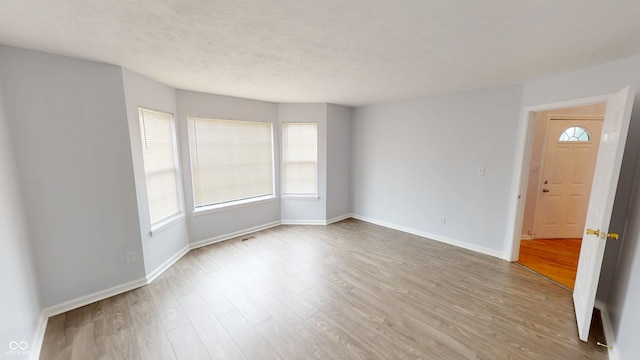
0, 1, 639, 106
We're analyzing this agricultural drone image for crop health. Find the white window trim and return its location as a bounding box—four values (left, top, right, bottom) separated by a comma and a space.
193, 195, 277, 216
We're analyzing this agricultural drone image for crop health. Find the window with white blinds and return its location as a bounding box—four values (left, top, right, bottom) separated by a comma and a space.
138, 108, 180, 224
188, 117, 274, 208
282, 123, 317, 195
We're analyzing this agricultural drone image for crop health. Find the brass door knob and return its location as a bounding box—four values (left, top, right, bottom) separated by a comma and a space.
586, 228, 600, 236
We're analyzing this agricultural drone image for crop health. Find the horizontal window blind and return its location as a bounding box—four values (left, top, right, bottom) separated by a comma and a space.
138, 108, 180, 224
188, 118, 274, 207
283, 123, 317, 195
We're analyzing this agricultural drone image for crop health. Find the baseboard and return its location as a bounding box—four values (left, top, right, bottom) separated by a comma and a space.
280, 219, 326, 225
520, 234, 533, 240
326, 213, 353, 225
145, 244, 190, 283
351, 214, 504, 259
595, 301, 618, 360
281, 213, 353, 226
42, 277, 148, 318
28, 312, 48, 360
189, 220, 281, 250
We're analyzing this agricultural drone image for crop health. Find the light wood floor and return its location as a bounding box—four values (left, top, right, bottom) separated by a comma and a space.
40, 219, 607, 359
518, 238, 582, 289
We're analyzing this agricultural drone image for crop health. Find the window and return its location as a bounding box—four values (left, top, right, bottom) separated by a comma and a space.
138, 108, 180, 224
559, 126, 591, 141
282, 123, 318, 195
188, 117, 274, 208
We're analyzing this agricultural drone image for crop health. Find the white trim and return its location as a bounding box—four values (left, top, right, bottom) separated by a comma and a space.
28, 312, 48, 360
281, 213, 352, 226
281, 219, 327, 225
145, 244, 190, 283
520, 234, 534, 240
352, 214, 504, 259
595, 300, 618, 360
189, 220, 281, 249
149, 213, 185, 236
281, 195, 320, 200
43, 277, 148, 317
326, 213, 352, 224
192, 196, 277, 216
504, 92, 614, 261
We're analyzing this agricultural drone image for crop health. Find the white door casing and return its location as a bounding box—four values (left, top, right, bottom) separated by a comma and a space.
573, 85, 635, 341
533, 119, 603, 239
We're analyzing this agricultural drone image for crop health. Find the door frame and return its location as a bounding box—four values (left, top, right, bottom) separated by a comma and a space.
504, 93, 613, 261
531, 115, 604, 239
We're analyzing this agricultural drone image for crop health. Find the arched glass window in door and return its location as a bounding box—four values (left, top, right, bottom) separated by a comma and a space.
559, 126, 591, 141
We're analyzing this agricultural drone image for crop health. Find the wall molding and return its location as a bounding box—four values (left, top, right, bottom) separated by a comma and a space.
28, 312, 49, 360
326, 213, 352, 225
351, 214, 505, 259
281, 219, 327, 225
42, 277, 148, 318
595, 300, 618, 360
145, 244, 190, 283
189, 221, 281, 250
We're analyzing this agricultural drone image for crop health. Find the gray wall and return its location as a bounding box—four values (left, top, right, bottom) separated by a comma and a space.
176, 90, 281, 244
0, 46, 144, 307
327, 104, 352, 220
0, 85, 42, 354
351, 85, 524, 256
122, 69, 190, 276
279, 103, 328, 223
521, 54, 640, 359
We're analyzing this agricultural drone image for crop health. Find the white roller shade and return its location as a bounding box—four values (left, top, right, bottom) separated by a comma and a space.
188, 118, 274, 207
283, 123, 317, 195
138, 108, 180, 224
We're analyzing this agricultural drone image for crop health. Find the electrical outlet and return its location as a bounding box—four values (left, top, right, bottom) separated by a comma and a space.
126, 252, 136, 264
439, 216, 446, 225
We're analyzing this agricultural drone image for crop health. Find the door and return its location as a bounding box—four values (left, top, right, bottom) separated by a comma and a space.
573, 85, 635, 341
533, 119, 603, 239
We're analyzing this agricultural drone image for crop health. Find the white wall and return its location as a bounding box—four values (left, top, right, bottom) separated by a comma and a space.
122, 69, 190, 276
0, 46, 144, 307
352, 85, 523, 256
521, 54, 640, 358
0, 85, 43, 356
279, 103, 327, 223
176, 90, 281, 244
327, 104, 352, 221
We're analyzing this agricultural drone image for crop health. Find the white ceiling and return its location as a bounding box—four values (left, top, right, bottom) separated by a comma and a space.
0, 1, 639, 106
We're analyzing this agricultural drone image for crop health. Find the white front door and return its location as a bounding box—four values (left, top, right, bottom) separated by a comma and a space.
533, 119, 603, 239
573, 85, 635, 341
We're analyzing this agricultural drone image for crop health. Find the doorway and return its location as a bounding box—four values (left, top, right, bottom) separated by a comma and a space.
517, 104, 605, 289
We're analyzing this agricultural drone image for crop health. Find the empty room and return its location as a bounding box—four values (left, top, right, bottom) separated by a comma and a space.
2, 1, 640, 359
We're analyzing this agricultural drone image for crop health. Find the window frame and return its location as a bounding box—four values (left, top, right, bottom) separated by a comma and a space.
281, 122, 319, 199
137, 107, 184, 234
187, 117, 277, 213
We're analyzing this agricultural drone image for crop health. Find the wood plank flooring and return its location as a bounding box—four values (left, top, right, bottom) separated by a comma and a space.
518, 238, 581, 289
40, 219, 607, 359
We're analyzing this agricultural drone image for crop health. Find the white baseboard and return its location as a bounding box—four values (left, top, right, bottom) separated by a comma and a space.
145, 244, 190, 283
28, 312, 49, 360
280, 219, 326, 225
280, 213, 352, 226
326, 213, 353, 225
520, 234, 533, 240
595, 300, 618, 360
351, 214, 504, 259
189, 221, 281, 250
43, 277, 148, 318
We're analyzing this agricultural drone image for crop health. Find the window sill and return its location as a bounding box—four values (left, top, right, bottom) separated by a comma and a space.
193, 195, 278, 216
149, 213, 185, 237
282, 194, 320, 200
